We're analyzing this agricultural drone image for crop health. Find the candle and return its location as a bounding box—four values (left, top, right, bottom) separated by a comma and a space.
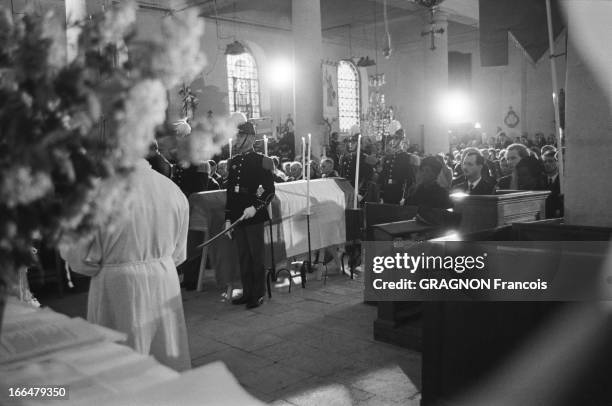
301, 137, 306, 180
229, 139, 232, 159
353, 134, 362, 209
307, 134, 312, 180
264, 135, 268, 156
306, 133, 311, 215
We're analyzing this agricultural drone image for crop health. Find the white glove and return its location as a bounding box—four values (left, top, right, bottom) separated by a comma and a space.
357, 194, 363, 202
243, 206, 257, 219
399, 198, 406, 206
224, 220, 233, 239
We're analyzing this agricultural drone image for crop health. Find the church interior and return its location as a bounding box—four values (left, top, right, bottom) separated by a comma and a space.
1, 0, 612, 405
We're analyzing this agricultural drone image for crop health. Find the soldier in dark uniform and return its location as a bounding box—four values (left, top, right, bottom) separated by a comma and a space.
378, 129, 415, 204
339, 132, 376, 274
224, 116, 275, 309
339, 134, 375, 201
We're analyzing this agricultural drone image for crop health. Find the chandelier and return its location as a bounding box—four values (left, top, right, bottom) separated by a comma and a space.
369, 73, 386, 87
365, 90, 393, 143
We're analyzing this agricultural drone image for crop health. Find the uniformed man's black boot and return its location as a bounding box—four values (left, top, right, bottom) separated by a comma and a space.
246, 296, 264, 309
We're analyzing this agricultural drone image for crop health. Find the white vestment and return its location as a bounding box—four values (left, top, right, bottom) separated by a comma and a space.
62, 161, 191, 371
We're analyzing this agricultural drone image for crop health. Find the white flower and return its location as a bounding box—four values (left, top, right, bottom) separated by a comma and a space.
119, 79, 168, 161
152, 9, 207, 88
101, 0, 137, 47
0, 167, 54, 208
183, 115, 236, 164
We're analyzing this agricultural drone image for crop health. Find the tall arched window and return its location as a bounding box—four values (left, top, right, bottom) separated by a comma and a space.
337, 60, 360, 131
227, 50, 261, 119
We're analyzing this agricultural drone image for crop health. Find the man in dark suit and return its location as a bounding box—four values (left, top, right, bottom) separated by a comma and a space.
542, 150, 563, 218
453, 151, 496, 195
224, 115, 275, 309
451, 147, 492, 188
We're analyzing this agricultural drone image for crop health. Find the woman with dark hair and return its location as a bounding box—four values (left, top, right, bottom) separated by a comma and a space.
515, 156, 546, 190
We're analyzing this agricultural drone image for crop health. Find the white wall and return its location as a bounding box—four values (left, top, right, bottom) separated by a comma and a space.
448, 30, 566, 141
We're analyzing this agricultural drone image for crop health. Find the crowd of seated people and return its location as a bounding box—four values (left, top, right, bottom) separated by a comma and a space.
147, 126, 562, 220
443, 132, 563, 218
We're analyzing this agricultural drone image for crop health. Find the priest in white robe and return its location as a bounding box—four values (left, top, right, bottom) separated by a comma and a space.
61, 160, 191, 371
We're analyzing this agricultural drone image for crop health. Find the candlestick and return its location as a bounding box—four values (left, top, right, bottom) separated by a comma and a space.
264, 135, 268, 156
353, 134, 362, 209
229, 139, 232, 159
307, 134, 312, 179
301, 137, 306, 180
307, 133, 311, 215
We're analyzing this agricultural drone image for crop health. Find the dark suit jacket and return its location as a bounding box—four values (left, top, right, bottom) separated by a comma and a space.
453, 178, 496, 195
405, 182, 453, 209
147, 152, 172, 179
173, 165, 208, 198
497, 174, 512, 190
545, 175, 563, 218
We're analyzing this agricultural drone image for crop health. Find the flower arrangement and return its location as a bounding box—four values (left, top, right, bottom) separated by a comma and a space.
0, 2, 212, 285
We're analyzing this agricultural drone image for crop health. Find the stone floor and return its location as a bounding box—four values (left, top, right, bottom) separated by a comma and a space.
184, 268, 422, 406
39, 268, 422, 405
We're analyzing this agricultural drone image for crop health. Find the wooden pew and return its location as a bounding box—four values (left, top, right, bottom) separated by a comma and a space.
421, 221, 612, 406
366, 205, 457, 350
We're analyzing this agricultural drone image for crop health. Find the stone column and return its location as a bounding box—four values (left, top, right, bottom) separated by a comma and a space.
292, 0, 323, 158
422, 9, 449, 155
563, 0, 612, 226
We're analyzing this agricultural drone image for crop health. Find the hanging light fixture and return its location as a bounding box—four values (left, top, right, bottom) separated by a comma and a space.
369, 0, 384, 86
224, 40, 246, 55
383, 0, 392, 59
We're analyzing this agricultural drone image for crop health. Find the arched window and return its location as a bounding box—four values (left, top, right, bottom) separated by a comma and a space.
227, 50, 261, 119
337, 61, 360, 132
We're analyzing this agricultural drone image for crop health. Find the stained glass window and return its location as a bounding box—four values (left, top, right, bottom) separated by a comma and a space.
337, 61, 360, 132
227, 51, 261, 119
